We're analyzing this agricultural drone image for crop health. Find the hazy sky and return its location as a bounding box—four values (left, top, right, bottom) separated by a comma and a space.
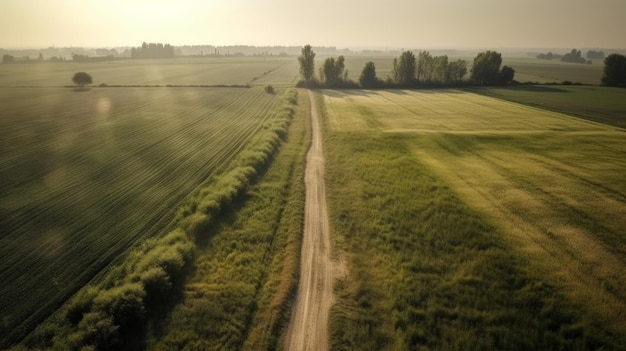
1, 0, 625, 49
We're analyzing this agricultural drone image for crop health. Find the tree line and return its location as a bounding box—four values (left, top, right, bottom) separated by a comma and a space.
297, 45, 515, 89
299, 45, 626, 88
536, 49, 604, 64
130, 42, 175, 59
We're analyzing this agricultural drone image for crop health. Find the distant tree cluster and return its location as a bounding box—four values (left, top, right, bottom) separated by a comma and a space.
602, 54, 626, 87
537, 49, 601, 64
561, 49, 590, 64
536, 52, 561, 60
586, 50, 605, 60
130, 42, 175, 59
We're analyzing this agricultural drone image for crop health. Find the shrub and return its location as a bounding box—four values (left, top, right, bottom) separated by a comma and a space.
93, 283, 146, 330
72, 72, 93, 88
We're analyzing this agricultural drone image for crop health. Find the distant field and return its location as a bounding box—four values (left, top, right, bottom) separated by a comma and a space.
0, 86, 281, 344
0, 57, 299, 87
322, 90, 626, 349
472, 85, 626, 128
502, 57, 603, 85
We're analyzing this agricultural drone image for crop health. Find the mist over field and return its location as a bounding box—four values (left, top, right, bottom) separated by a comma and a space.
1, 0, 626, 49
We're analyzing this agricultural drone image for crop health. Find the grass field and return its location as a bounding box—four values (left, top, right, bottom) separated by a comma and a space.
0, 57, 299, 87
321, 89, 626, 349
0, 86, 283, 346
472, 85, 626, 128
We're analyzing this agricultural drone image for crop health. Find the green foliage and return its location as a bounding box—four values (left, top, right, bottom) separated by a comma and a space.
93, 283, 146, 330
321, 55, 346, 87
65, 287, 100, 325
68, 311, 119, 350
602, 53, 626, 87
499, 65, 515, 84
392, 50, 416, 85
298, 44, 316, 83
359, 61, 381, 88
72, 71, 92, 87
416, 50, 433, 82
448, 59, 468, 82
471, 50, 503, 85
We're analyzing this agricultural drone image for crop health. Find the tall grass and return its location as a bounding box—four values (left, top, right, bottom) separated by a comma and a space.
320, 93, 625, 350
20, 89, 303, 350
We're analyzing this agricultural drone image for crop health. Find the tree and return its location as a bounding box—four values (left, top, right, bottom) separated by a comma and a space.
72, 72, 93, 88
2, 54, 14, 63
392, 50, 416, 85
416, 51, 433, 82
602, 54, 626, 87
433, 55, 449, 83
447, 59, 468, 82
298, 44, 316, 84
471, 51, 503, 85
359, 61, 381, 88
586, 50, 605, 60
321, 55, 345, 87
561, 49, 586, 64
499, 65, 515, 84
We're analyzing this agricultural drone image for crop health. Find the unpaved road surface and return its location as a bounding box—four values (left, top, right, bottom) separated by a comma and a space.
284, 90, 333, 351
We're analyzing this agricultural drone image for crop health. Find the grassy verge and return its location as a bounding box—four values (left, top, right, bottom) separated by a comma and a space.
146, 88, 308, 350
19, 88, 303, 350
321, 93, 625, 350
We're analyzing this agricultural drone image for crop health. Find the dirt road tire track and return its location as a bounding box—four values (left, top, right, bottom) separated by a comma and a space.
284, 90, 333, 351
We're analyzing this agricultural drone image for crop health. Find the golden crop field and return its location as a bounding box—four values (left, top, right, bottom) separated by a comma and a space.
322, 89, 626, 349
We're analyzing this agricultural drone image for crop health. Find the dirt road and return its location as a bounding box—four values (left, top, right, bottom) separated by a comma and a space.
284, 90, 334, 351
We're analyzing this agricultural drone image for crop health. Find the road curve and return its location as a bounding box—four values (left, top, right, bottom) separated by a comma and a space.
284, 90, 333, 351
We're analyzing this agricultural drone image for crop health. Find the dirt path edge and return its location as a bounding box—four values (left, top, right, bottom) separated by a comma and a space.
283, 90, 334, 351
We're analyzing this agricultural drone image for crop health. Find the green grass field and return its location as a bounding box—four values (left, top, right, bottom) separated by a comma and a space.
0, 85, 284, 345
322, 89, 626, 350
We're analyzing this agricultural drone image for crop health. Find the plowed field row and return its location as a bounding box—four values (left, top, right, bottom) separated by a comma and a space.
0, 87, 280, 343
